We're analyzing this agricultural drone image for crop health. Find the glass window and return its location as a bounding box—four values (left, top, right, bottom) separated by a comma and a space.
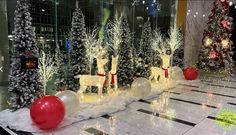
1, 0, 177, 84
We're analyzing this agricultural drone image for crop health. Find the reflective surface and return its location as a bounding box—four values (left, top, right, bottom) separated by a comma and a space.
2, 76, 236, 134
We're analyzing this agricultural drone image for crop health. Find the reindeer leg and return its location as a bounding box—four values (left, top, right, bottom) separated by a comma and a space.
108, 72, 111, 90
98, 77, 105, 97
78, 86, 87, 94
114, 75, 118, 91
77, 86, 87, 102
149, 75, 153, 82
154, 75, 158, 83
98, 85, 103, 97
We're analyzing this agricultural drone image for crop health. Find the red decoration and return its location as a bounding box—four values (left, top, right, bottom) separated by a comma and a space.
97, 73, 107, 86
110, 73, 116, 85
209, 48, 218, 59
21, 58, 38, 69
30, 96, 65, 130
183, 67, 199, 80
162, 67, 169, 78
221, 19, 230, 30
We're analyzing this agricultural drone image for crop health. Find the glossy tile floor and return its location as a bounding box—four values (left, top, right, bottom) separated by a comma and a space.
1, 77, 236, 135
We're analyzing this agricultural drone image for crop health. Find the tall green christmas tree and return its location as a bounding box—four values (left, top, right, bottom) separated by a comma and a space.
117, 17, 134, 87
136, 20, 153, 78
68, 8, 89, 91
8, 0, 42, 109
198, 0, 234, 73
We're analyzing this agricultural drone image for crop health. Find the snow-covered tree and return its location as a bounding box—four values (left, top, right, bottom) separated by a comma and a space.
39, 49, 57, 94
68, 8, 89, 91
8, 0, 42, 109
107, 13, 123, 56
54, 48, 67, 91
117, 17, 134, 87
136, 20, 153, 78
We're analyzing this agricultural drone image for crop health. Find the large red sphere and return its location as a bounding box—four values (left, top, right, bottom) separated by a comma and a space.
183, 67, 199, 80
30, 96, 65, 130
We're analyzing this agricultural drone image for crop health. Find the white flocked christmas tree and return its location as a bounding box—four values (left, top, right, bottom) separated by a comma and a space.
8, 0, 43, 109
117, 17, 134, 87
137, 19, 153, 78
68, 8, 89, 91
54, 48, 67, 91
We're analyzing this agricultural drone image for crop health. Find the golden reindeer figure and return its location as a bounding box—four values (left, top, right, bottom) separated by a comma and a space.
75, 46, 108, 98
150, 54, 171, 82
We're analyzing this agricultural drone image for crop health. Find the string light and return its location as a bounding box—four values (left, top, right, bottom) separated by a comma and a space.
229, 1, 233, 6
203, 14, 206, 17
142, 0, 145, 4
188, 9, 191, 12
195, 12, 198, 15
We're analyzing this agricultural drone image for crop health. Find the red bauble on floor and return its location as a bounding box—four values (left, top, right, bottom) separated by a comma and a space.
183, 67, 199, 80
30, 96, 65, 130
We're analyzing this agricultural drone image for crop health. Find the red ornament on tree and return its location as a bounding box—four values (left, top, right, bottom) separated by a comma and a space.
183, 67, 199, 80
209, 48, 218, 59
30, 96, 65, 130
221, 19, 230, 30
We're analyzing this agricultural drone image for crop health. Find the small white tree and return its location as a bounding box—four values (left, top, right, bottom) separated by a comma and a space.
107, 12, 123, 56
168, 25, 183, 67
152, 29, 167, 55
84, 26, 100, 74
39, 49, 57, 94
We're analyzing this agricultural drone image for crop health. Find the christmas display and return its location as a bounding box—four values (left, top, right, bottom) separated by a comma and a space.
1, 0, 236, 134
8, 0, 43, 109
198, 0, 234, 73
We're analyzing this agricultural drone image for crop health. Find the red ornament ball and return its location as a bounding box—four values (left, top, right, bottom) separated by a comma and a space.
30, 96, 65, 130
183, 67, 199, 80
